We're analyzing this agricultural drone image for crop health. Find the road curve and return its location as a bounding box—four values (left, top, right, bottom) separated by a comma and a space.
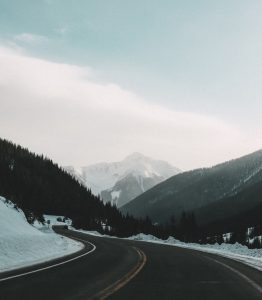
0, 228, 261, 300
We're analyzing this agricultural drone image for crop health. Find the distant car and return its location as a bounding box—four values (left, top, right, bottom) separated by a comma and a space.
62, 225, 68, 230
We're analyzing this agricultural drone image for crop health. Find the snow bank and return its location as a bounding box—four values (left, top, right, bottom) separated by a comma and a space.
74, 229, 106, 237
70, 229, 262, 272
127, 233, 262, 271
44, 215, 72, 226
0, 197, 83, 272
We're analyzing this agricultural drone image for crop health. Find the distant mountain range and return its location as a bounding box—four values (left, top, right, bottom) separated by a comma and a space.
120, 150, 262, 232
0, 138, 163, 237
64, 153, 181, 207
2, 137, 262, 240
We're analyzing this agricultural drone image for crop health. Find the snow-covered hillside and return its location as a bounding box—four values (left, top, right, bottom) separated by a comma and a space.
0, 196, 83, 272
65, 153, 180, 207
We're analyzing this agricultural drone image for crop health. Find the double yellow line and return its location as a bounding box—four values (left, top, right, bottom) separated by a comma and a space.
91, 247, 147, 300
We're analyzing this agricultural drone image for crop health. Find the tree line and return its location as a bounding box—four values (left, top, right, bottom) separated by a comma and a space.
0, 138, 261, 248
0, 138, 169, 238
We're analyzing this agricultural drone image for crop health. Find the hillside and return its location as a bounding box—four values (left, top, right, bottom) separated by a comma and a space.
0, 196, 82, 271
0, 138, 166, 238
197, 179, 262, 235
0, 138, 112, 230
120, 150, 262, 228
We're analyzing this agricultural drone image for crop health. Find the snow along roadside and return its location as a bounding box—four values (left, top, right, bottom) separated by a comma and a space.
128, 233, 262, 272
0, 197, 84, 273
74, 229, 262, 272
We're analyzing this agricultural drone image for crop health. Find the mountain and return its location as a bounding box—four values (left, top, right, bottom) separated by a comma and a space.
63, 166, 86, 186
0, 138, 113, 229
101, 173, 168, 208
67, 153, 181, 207
196, 178, 262, 235
0, 138, 168, 238
120, 150, 262, 229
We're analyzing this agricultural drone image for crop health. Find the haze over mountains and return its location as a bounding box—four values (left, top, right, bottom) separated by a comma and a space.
121, 150, 262, 233
64, 153, 181, 207
0, 138, 163, 238
1, 136, 262, 245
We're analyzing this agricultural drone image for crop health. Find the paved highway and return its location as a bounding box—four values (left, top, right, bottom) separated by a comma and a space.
0, 228, 261, 300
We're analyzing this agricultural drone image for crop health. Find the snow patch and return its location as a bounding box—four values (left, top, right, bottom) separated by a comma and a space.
77, 153, 180, 195
74, 229, 262, 271
111, 190, 121, 200
0, 197, 83, 272
127, 234, 262, 271
44, 215, 72, 226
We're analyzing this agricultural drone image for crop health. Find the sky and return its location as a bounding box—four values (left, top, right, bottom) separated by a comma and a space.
0, 0, 261, 170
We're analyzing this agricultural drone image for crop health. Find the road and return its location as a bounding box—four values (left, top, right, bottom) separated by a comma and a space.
0, 228, 262, 300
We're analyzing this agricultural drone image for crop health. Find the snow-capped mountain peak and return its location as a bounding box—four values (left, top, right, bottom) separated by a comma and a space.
64, 153, 181, 206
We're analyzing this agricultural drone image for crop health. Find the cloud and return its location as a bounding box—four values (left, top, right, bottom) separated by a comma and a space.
14, 33, 48, 44
0, 46, 259, 169
54, 26, 69, 36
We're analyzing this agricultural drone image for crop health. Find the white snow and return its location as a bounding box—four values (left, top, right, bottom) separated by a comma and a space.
230, 164, 262, 196
72, 228, 262, 271
75, 229, 105, 237
111, 190, 121, 200
43, 215, 72, 226
63, 166, 86, 186
74, 153, 180, 195
127, 233, 262, 271
0, 196, 83, 272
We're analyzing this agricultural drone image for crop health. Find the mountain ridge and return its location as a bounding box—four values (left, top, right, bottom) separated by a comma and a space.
120, 149, 262, 226
65, 152, 181, 207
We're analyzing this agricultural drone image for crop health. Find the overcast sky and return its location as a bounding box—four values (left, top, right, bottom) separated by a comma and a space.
0, 0, 261, 170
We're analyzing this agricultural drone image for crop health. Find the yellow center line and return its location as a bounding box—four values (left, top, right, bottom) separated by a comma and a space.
90, 247, 147, 300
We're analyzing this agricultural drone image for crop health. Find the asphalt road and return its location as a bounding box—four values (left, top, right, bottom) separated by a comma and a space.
0, 228, 262, 300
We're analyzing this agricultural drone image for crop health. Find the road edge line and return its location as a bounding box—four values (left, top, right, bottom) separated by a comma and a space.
0, 237, 96, 282
204, 255, 262, 294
